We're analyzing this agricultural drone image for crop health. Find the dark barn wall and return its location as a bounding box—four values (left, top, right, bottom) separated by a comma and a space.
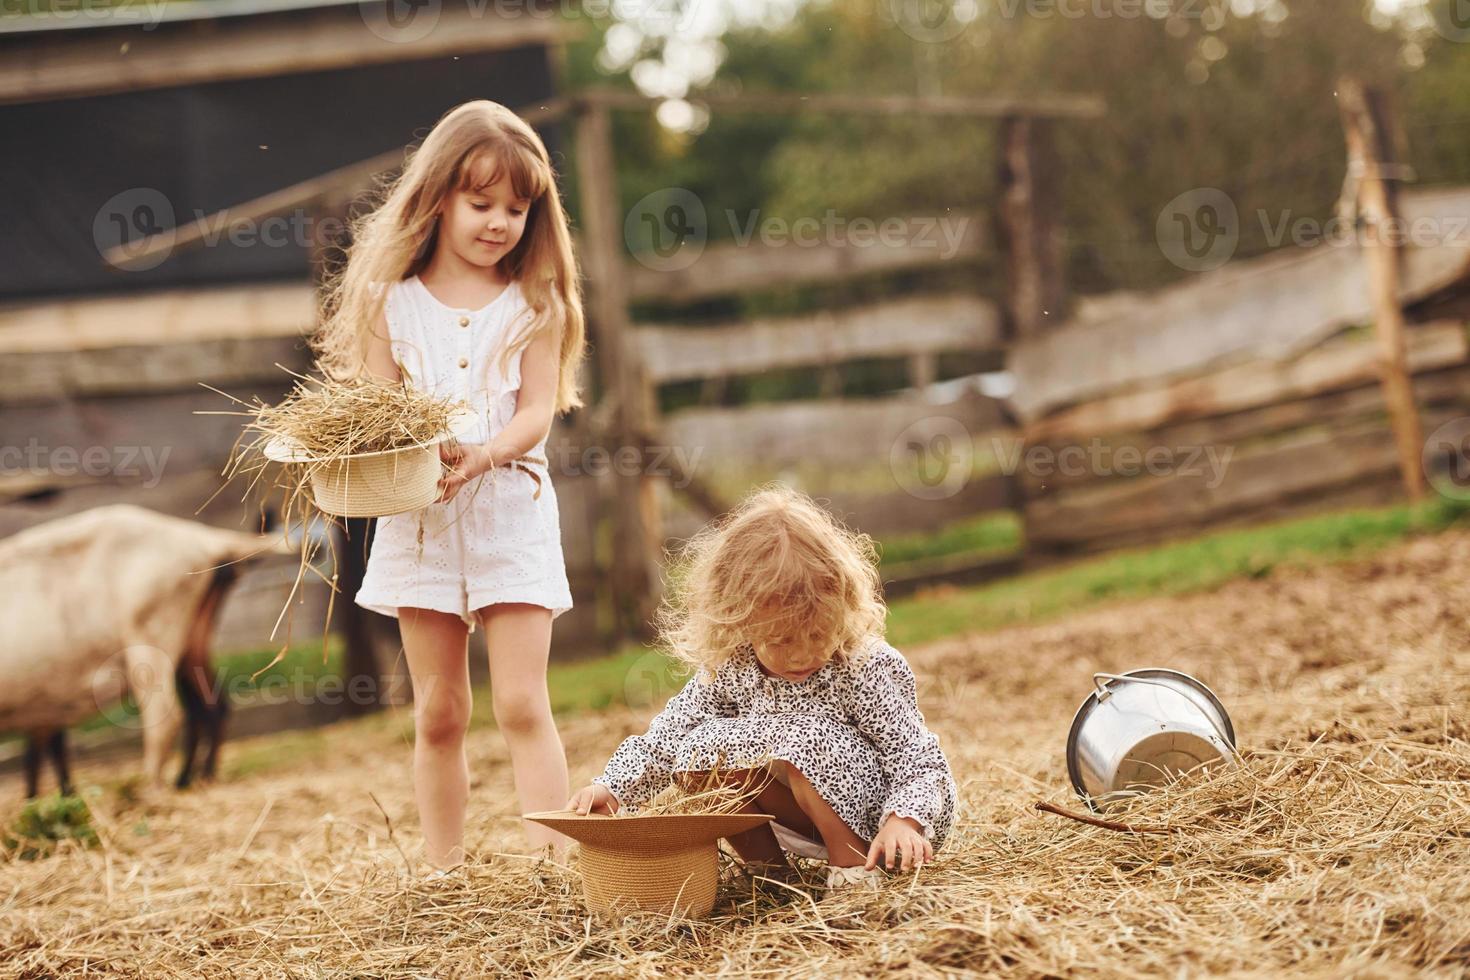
0, 37, 560, 299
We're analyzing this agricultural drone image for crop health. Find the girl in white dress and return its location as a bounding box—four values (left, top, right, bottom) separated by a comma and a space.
311, 100, 587, 869
567, 486, 957, 894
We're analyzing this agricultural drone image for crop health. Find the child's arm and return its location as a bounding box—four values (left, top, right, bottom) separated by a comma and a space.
589, 670, 724, 812
846, 644, 957, 843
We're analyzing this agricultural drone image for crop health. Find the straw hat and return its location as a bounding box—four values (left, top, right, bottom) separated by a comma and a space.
525, 809, 775, 919
263, 408, 479, 518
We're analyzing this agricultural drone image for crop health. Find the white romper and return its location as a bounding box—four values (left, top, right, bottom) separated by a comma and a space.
354, 274, 574, 632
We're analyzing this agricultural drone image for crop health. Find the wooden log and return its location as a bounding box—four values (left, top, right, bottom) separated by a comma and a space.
662, 471, 1014, 543
1007, 187, 1470, 422
573, 102, 663, 639
1338, 78, 1424, 500
3, 6, 571, 106
663, 388, 1006, 469
0, 280, 316, 353
1019, 362, 1470, 498
996, 116, 1067, 338
0, 335, 312, 405
577, 87, 1106, 121
625, 213, 988, 304
1023, 408, 1462, 550
1024, 319, 1468, 444
635, 293, 1002, 384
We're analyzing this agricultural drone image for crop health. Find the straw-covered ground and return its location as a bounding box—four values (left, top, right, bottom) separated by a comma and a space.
3, 531, 1469, 978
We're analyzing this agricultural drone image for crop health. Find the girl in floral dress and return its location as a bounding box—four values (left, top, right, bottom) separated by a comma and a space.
567, 485, 958, 893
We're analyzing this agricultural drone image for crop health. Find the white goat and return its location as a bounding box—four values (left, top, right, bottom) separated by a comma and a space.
0, 504, 291, 794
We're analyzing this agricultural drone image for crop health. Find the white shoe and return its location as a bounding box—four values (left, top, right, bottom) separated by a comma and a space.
824, 864, 883, 894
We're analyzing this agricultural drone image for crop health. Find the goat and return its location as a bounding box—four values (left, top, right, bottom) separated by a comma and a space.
1, 504, 291, 796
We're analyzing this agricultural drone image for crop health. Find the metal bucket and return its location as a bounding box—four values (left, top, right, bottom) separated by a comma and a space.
1066, 668, 1238, 809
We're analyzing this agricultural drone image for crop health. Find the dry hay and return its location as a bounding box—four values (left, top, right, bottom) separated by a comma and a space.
196, 370, 469, 674
2, 531, 1470, 977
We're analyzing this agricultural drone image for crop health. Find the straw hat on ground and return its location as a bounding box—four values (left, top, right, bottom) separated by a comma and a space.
525, 809, 775, 918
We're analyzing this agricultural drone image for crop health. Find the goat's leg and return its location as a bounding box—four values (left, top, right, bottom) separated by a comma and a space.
178, 570, 231, 788
175, 662, 206, 789
200, 691, 229, 782
49, 730, 74, 797
124, 644, 182, 786
22, 734, 42, 799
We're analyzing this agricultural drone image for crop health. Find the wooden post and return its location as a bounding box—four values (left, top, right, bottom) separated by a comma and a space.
1338, 78, 1425, 502
572, 101, 664, 638
995, 115, 1067, 339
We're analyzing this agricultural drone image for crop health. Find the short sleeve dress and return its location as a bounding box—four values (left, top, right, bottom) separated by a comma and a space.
592, 635, 958, 858
354, 274, 574, 632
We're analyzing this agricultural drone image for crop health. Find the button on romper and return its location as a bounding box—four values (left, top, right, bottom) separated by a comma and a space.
354, 274, 574, 632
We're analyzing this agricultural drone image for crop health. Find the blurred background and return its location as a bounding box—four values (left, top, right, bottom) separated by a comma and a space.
3, 0, 1469, 774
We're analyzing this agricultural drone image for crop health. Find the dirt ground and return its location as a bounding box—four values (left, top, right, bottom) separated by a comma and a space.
3, 531, 1469, 978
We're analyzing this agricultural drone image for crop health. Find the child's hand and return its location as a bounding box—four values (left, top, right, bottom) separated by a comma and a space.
566, 783, 620, 815
436, 443, 489, 503
864, 814, 933, 872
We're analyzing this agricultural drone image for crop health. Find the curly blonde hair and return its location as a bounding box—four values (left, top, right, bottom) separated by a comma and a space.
656, 484, 887, 680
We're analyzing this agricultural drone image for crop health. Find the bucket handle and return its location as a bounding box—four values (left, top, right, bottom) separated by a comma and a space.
1091, 672, 1237, 752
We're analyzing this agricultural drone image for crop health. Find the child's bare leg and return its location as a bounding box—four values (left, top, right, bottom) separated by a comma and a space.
400, 607, 472, 868
686, 766, 808, 876
479, 602, 571, 858
781, 761, 872, 867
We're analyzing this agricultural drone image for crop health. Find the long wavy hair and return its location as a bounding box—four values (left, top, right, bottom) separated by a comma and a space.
656, 485, 888, 681
311, 100, 586, 413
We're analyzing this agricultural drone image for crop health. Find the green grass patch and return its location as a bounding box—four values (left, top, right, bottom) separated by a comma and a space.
883, 497, 1470, 648
3, 792, 99, 860
874, 511, 1020, 566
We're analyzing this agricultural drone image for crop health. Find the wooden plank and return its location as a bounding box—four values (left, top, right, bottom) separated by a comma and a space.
1023, 408, 1462, 550
1019, 363, 1470, 498
1, 6, 570, 106
663, 473, 1014, 543
625, 214, 987, 304
1025, 319, 1468, 443
663, 388, 1006, 468
636, 293, 1002, 384
0, 280, 316, 353
1008, 186, 1470, 421
578, 87, 1106, 121
0, 335, 312, 404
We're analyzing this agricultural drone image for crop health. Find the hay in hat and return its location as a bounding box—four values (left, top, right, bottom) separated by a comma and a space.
527, 755, 783, 918
5, 529, 1470, 974
194, 367, 475, 678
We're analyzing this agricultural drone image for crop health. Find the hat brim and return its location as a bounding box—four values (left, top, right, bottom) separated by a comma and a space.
524, 809, 775, 850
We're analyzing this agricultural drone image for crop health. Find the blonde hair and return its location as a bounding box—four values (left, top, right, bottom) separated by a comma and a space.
311, 100, 586, 414
656, 484, 887, 679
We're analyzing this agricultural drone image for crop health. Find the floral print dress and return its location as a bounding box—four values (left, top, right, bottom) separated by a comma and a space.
592, 634, 958, 852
